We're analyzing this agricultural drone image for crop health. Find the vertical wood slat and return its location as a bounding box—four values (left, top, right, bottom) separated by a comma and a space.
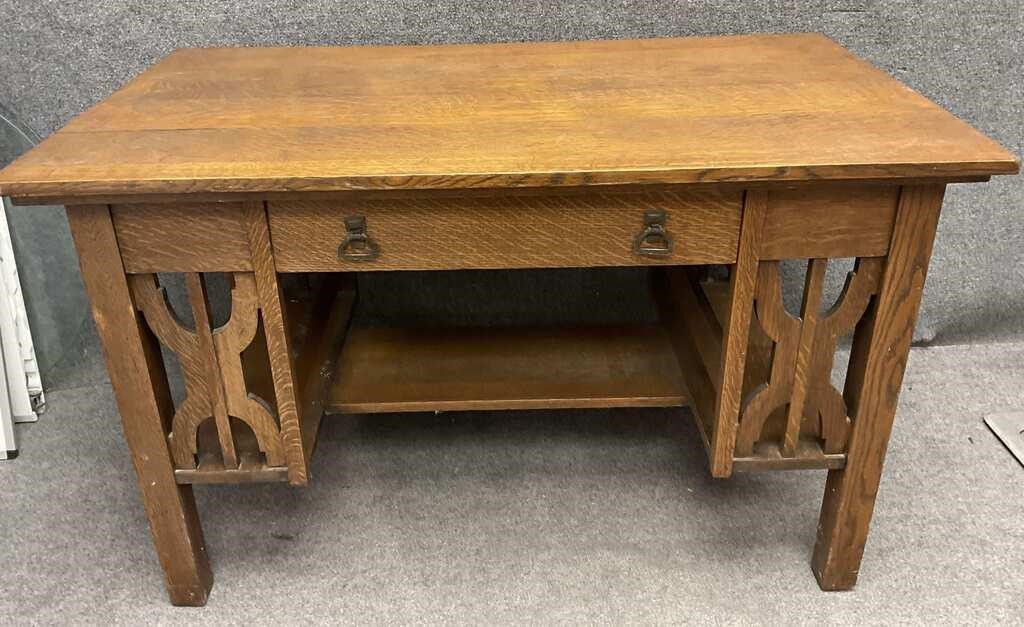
671, 269, 724, 388
812, 184, 946, 590
811, 257, 884, 454
128, 273, 206, 469
67, 204, 213, 605
783, 258, 828, 456
213, 272, 287, 467
709, 189, 767, 477
295, 275, 358, 461
243, 200, 308, 485
184, 273, 238, 468
655, 268, 718, 451
733, 260, 801, 457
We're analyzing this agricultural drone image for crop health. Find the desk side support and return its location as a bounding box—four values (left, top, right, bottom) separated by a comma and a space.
812, 184, 945, 589
67, 204, 213, 606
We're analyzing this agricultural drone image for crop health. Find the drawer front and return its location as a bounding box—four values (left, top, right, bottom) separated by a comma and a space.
268, 190, 742, 272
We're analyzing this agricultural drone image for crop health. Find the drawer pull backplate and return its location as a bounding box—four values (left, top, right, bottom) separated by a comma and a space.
338, 215, 380, 261
633, 210, 674, 257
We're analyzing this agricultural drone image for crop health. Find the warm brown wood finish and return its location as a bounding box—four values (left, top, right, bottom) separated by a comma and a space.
66, 205, 212, 606
760, 186, 898, 260
709, 190, 766, 476
112, 203, 251, 273
269, 189, 742, 271
657, 264, 853, 475
734, 441, 846, 472
8, 177, 991, 208
175, 419, 290, 485
785, 258, 828, 457
17, 36, 1018, 604
0, 35, 1016, 201
244, 201, 307, 485
812, 185, 946, 590
731, 256, 882, 466
128, 272, 287, 472
328, 326, 687, 414
185, 273, 238, 467
172, 274, 355, 485
291, 275, 357, 462
655, 270, 717, 451
669, 269, 724, 384
734, 261, 804, 456
107, 184, 900, 275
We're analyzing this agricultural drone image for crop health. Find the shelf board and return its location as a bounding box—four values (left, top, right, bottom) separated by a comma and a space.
326, 325, 688, 414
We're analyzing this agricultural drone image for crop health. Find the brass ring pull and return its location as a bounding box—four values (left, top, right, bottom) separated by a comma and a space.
338, 215, 380, 261
633, 210, 674, 257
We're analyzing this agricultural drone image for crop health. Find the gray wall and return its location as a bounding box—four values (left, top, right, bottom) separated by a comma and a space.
0, 0, 1020, 390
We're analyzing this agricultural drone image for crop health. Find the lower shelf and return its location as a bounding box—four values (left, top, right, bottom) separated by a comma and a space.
326, 325, 689, 414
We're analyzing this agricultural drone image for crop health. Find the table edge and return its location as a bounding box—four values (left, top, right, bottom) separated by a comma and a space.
2, 160, 1018, 206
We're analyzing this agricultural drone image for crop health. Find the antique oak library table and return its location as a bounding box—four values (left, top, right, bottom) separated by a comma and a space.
0, 34, 1017, 605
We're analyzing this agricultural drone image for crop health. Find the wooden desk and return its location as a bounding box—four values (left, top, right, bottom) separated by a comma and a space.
0, 34, 1017, 605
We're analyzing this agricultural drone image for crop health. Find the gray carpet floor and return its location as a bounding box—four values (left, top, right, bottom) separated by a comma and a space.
2, 342, 1022, 624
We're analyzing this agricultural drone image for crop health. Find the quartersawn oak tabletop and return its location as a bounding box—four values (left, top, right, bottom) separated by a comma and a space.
0, 33, 1017, 201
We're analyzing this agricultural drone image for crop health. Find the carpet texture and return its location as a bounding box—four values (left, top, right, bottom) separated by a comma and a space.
1, 341, 1021, 623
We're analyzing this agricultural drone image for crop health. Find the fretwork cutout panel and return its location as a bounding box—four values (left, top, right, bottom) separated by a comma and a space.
735, 258, 883, 460
128, 272, 286, 471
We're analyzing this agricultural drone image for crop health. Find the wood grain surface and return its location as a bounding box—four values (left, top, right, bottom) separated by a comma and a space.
812, 184, 946, 590
735, 261, 803, 457
291, 275, 356, 462
784, 258, 828, 456
244, 201, 307, 485
109, 182, 898, 274
734, 441, 846, 472
327, 325, 688, 414
129, 272, 288, 472
175, 418, 290, 485
269, 189, 742, 271
669, 269, 724, 386
761, 185, 898, 260
66, 204, 213, 605
653, 269, 717, 451
708, 189, 766, 476
0, 35, 1015, 201
112, 203, 251, 273
184, 273, 238, 467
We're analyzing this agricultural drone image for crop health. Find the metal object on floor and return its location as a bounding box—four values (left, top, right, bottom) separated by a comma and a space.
985, 411, 1024, 467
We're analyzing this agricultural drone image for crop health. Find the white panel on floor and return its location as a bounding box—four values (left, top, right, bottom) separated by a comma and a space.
0, 195, 43, 458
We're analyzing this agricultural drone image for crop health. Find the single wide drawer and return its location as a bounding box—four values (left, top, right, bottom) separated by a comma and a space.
268, 189, 742, 272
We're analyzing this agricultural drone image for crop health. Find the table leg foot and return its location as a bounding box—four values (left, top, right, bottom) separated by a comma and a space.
810, 469, 864, 591
146, 485, 213, 606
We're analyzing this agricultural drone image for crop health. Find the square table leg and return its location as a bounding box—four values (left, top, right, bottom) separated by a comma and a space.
811, 184, 945, 590
67, 204, 213, 606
